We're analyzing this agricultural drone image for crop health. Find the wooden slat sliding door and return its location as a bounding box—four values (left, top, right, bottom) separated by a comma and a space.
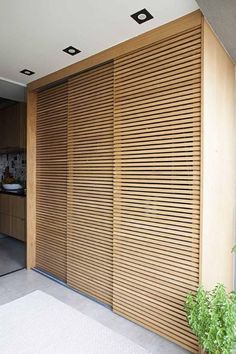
113, 27, 201, 352
36, 83, 68, 281
67, 62, 114, 305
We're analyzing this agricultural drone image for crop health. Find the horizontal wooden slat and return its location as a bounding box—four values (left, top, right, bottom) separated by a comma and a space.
67, 62, 114, 305
36, 83, 67, 281
113, 26, 201, 352
115, 27, 201, 66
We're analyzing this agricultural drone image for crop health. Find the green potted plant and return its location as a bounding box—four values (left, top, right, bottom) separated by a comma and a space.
185, 284, 236, 354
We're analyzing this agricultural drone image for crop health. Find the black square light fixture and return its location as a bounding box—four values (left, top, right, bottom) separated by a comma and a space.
131, 8, 154, 24
20, 69, 35, 76
63, 46, 81, 56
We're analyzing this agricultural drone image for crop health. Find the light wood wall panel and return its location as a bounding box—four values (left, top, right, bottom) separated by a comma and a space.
200, 20, 235, 291
36, 83, 68, 281
27, 90, 37, 269
67, 62, 114, 305
113, 27, 201, 352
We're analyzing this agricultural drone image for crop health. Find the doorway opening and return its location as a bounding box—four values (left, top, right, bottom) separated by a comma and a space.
0, 97, 26, 276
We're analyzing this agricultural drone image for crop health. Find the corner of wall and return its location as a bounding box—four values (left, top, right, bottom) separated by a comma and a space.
200, 19, 236, 291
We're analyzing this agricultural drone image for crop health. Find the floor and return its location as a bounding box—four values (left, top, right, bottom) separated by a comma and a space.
0, 269, 190, 354
0, 234, 25, 276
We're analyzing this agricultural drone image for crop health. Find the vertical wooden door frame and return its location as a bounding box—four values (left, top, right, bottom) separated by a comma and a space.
26, 90, 37, 269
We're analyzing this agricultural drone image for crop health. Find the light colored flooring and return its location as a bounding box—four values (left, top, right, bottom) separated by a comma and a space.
0, 269, 190, 354
0, 234, 25, 276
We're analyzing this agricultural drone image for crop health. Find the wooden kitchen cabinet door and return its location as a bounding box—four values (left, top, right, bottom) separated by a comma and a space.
11, 216, 25, 242
0, 103, 26, 152
18, 103, 26, 150
0, 109, 7, 151
0, 194, 26, 241
0, 211, 11, 236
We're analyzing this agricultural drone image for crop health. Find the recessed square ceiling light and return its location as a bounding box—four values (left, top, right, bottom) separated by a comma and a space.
20, 69, 35, 76
63, 46, 81, 56
131, 8, 154, 24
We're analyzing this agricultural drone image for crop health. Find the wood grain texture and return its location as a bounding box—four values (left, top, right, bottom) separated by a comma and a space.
36, 83, 68, 281
0, 103, 26, 153
113, 26, 201, 353
28, 11, 201, 91
67, 62, 114, 305
200, 19, 235, 291
0, 194, 26, 242
27, 90, 37, 268
26, 10, 236, 353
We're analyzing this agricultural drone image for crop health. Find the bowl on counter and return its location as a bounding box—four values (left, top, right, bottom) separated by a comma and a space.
2, 183, 23, 191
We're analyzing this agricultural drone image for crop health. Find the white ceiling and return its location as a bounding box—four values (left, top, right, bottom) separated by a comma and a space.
0, 0, 198, 86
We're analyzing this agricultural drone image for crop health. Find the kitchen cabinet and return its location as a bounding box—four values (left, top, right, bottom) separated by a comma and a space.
0, 193, 26, 242
0, 103, 26, 152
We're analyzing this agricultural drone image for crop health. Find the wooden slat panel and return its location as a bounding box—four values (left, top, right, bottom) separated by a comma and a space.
36, 83, 67, 281
67, 62, 114, 305
113, 27, 201, 353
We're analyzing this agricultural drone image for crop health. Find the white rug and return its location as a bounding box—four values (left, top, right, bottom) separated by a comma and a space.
0, 291, 150, 354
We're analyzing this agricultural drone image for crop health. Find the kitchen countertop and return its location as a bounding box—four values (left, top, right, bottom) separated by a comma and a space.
0, 189, 26, 197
